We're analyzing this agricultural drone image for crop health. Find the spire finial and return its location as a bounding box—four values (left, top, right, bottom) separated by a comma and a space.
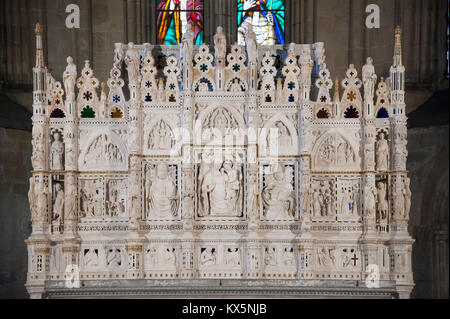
35, 22, 44, 67
35, 23, 42, 35
393, 26, 403, 66
333, 77, 339, 99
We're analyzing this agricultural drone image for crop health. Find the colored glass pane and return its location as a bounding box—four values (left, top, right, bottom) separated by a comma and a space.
237, 0, 285, 45
157, 0, 204, 45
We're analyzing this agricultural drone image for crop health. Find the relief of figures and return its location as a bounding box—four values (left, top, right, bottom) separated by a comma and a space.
84, 248, 99, 267
145, 163, 179, 219
106, 248, 122, 268
316, 134, 355, 168
264, 246, 277, 266
105, 179, 127, 218
225, 248, 241, 267
35, 178, 50, 223
376, 182, 388, 225
50, 131, 64, 171
200, 248, 217, 267
197, 156, 243, 217
84, 134, 123, 166
202, 107, 240, 143
261, 164, 295, 220
148, 120, 174, 150
282, 247, 295, 266
163, 247, 177, 267
317, 247, 336, 267
79, 179, 103, 218
338, 180, 360, 218
376, 132, 389, 171
312, 181, 334, 218
52, 182, 64, 223
266, 121, 292, 149
145, 247, 158, 267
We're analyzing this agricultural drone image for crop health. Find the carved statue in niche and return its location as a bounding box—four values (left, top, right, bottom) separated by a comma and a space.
247, 172, 259, 223
148, 120, 174, 150
376, 132, 389, 171
52, 183, 64, 223
283, 247, 295, 266
261, 164, 295, 220
36, 179, 49, 222
312, 187, 322, 217
129, 172, 141, 221
376, 182, 388, 223
125, 42, 140, 86
50, 131, 64, 170
106, 179, 126, 218
163, 248, 176, 267
198, 157, 243, 217
264, 247, 277, 266
146, 163, 178, 218
28, 178, 36, 220
404, 177, 411, 218
182, 172, 194, 220
84, 134, 123, 166
200, 248, 216, 267
362, 57, 377, 100
393, 179, 405, 218
213, 26, 226, 60
65, 175, 77, 219
181, 23, 194, 67
364, 185, 377, 218
63, 56, 77, 102
106, 248, 122, 268
225, 248, 241, 266
79, 179, 102, 218
84, 248, 98, 267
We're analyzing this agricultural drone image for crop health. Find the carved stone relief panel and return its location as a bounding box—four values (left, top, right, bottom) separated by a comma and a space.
260, 161, 298, 221
310, 177, 335, 221
336, 177, 361, 221
79, 177, 104, 219
312, 131, 360, 171
105, 178, 127, 219
195, 149, 246, 220
78, 130, 128, 171
144, 243, 179, 272
143, 112, 181, 156
143, 160, 181, 221
198, 243, 243, 278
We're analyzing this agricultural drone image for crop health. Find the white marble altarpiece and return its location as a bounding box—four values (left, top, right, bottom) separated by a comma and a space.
26, 24, 414, 298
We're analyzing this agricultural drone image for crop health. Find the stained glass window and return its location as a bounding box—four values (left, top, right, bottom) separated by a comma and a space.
157, 0, 204, 45
237, 0, 285, 45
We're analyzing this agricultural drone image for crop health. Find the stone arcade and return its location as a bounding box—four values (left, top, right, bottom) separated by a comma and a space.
26, 23, 414, 298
